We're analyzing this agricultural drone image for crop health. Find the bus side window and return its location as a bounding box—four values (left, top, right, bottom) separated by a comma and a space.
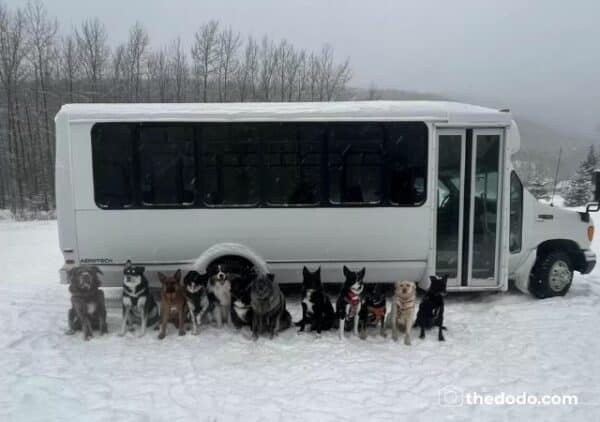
91, 123, 135, 209
328, 123, 383, 205
510, 171, 523, 253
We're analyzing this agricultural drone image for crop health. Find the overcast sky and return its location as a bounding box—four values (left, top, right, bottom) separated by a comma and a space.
6, 0, 599, 138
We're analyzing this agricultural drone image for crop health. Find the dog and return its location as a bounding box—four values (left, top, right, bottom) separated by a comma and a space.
183, 270, 211, 335
335, 266, 366, 339
250, 273, 292, 339
230, 269, 255, 329
120, 260, 160, 337
359, 283, 387, 339
415, 275, 448, 341
296, 266, 335, 335
66, 266, 108, 340
157, 270, 186, 339
388, 280, 417, 345
207, 264, 233, 328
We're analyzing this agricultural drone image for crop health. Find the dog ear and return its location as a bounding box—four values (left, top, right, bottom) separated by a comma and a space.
316, 266, 321, 275
343, 265, 350, 278
91, 266, 103, 275
174, 269, 182, 283
358, 267, 365, 280
158, 272, 167, 284
394, 280, 402, 290
125, 260, 132, 269
303, 266, 309, 277
267, 273, 275, 282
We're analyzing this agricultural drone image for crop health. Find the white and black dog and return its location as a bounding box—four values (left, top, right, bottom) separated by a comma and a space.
335, 266, 366, 339
120, 260, 160, 337
183, 270, 211, 335
208, 264, 232, 328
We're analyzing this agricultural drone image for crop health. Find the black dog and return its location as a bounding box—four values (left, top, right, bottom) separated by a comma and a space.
415, 275, 448, 341
66, 266, 108, 340
335, 266, 366, 339
359, 283, 387, 339
183, 270, 211, 334
120, 260, 160, 337
230, 269, 255, 329
296, 266, 335, 334
250, 273, 292, 339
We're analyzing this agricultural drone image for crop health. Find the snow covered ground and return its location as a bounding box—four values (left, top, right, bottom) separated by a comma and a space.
1, 219, 600, 421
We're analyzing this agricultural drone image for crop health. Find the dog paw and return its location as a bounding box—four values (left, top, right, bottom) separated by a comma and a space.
179, 331, 186, 336
118, 331, 126, 337
438, 336, 445, 342
404, 337, 411, 346
158, 332, 166, 340
65, 329, 75, 336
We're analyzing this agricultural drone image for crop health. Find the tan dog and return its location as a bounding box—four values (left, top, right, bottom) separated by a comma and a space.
389, 280, 417, 345
157, 270, 186, 339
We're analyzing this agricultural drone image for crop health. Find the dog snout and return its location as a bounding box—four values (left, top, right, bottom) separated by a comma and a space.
217, 272, 225, 281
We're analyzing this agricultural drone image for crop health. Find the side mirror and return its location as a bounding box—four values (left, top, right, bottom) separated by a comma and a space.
595, 170, 600, 202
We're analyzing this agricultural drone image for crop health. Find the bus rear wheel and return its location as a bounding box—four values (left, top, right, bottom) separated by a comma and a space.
530, 251, 573, 298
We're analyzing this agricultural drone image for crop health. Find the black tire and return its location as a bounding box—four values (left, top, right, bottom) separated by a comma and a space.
529, 251, 573, 299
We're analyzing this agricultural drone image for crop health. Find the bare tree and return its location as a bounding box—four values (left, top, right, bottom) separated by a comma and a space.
124, 22, 149, 101
191, 20, 219, 102
169, 37, 188, 102
59, 33, 79, 102
216, 27, 240, 102
317, 44, 350, 101
148, 47, 169, 102
75, 17, 109, 100
0, 3, 28, 212
235, 35, 258, 101
258, 36, 277, 101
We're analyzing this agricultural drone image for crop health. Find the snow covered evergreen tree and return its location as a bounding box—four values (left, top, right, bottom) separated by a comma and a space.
564, 146, 597, 207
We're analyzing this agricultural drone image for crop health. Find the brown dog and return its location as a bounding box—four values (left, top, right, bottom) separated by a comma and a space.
66, 266, 108, 340
157, 270, 186, 339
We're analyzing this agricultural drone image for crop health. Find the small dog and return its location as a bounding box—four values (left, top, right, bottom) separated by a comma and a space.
66, 266, 108, 340
183, 270, 211, 335
296, 266, 335, 335
230, 270, 254, 329
389, 280, 417, 345
208, 265, 232, 328
157, 270, 186, 339
120, 260, 160, 337
250, 273, 292, 339
415, 275, 448, 341
335, 266, 366, 339
359, 283, 387, 339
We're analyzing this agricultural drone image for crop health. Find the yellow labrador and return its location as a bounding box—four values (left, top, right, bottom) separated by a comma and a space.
389, 280, 417, 345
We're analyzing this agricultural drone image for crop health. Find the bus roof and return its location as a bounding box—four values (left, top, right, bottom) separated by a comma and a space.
56, 101, 512, 125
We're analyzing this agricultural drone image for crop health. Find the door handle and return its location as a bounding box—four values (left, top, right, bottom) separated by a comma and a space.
537, 214, 554, 221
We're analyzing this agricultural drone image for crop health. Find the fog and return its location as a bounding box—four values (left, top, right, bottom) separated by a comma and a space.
5, 0, 599, 138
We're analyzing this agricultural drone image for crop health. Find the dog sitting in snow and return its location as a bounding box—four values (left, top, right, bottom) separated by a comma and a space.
157, 270, 186, 339
359, 283, 387, 339
230, 269, 255, 329
119, 260, 160, 337
183, 270, 211, 335
207, 264, 232, 328
66, 266, 108, 340
415, 275, 448, 341
296, 266, 335, 335
335, 266, 366, 339
388, 280, 417, 345
250, 273, 292, 339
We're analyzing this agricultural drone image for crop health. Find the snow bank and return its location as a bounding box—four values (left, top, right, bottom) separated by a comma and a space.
1, 220, 599, 421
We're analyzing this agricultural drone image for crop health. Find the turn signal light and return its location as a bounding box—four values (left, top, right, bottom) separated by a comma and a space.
588, 226, 595, 242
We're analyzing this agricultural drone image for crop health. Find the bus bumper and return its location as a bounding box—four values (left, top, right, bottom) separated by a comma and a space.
582, 249, 596, 274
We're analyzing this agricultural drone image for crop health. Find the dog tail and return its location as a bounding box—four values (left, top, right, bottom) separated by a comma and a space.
280, 310, 292, 332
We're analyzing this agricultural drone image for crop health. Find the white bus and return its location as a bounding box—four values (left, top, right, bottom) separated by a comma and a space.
55, 101, 596, 298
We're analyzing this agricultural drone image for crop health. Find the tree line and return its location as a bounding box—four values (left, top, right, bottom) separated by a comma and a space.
0, 1, 352, 216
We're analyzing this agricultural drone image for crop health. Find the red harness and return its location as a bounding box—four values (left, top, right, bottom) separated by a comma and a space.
346, 290, 360, 318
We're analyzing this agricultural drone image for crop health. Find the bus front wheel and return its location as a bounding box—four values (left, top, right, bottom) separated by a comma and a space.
529, 251, 573, 299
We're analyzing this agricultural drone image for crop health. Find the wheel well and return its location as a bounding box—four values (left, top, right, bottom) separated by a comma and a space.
536, 239, 586, 273
208, 255, 254, 272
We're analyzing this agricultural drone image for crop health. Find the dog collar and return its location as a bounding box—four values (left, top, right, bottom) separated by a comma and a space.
347, 290, 360, 306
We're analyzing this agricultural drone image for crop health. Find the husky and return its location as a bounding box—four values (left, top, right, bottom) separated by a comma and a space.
183, 270, 211, 335
335, 266, 366, 339
296, 266, 336, 335
66, 266, 108, 340
120, 260, 160, 337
